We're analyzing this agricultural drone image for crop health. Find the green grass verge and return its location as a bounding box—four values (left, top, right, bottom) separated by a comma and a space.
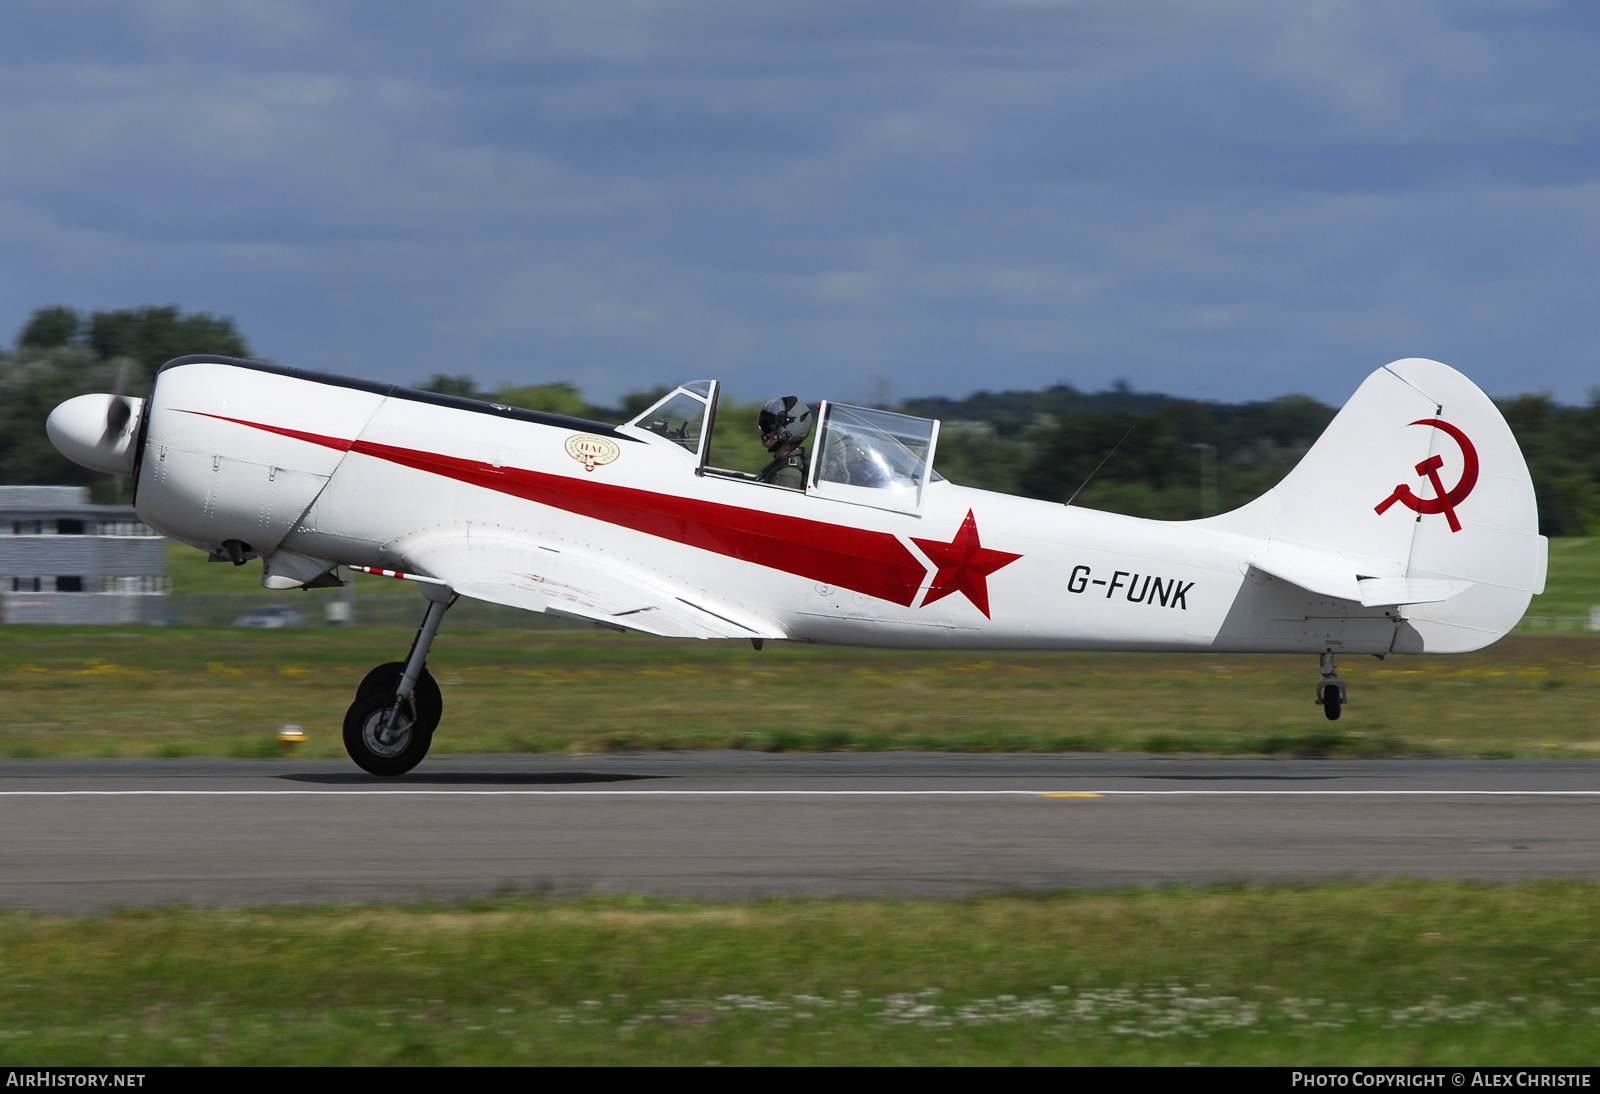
1, 628, 1598, 760
4, 535, 1594, 760
167, 539, 410, 598
2, 882, 1598, 1065
1523, 537, 1600, 622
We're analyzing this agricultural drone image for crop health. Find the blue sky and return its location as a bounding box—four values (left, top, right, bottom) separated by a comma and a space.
1, 1, 1597, 408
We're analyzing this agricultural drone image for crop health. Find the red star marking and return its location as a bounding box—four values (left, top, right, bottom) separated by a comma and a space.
911, 510, 1023, 619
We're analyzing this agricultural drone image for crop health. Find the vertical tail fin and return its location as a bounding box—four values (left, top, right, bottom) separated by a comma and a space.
1213, 359, 1545, 653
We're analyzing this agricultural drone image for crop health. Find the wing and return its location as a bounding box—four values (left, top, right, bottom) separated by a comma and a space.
399, 532, 788, 641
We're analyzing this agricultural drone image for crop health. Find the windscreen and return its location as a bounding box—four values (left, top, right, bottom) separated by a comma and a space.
628, 388, 709, 454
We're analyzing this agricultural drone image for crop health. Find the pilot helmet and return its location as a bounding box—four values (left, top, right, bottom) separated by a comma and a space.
758, 396, 812, 448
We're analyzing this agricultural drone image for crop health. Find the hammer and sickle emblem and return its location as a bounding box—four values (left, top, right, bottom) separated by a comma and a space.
1374, 419, 1479, 533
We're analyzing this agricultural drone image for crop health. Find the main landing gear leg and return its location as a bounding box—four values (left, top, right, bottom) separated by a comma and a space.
343, 586, 453, 776
1314, 651, 1347, 722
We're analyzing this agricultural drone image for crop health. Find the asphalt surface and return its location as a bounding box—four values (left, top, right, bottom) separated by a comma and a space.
3, 752, 1599, 912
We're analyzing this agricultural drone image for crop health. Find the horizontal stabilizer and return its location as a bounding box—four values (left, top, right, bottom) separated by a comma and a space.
1249, 543, 1380, 603
1249, 545, 1473, 607
1356, 577, 1474, 608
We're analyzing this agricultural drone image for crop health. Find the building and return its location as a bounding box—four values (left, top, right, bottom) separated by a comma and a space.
0, 486, 169, 624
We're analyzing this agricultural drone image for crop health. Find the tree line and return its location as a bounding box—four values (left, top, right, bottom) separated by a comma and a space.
2, 306, 1596, 534
0, 306, 250, 500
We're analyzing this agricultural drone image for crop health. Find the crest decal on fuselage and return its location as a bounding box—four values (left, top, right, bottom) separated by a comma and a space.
565, 434, 621, 472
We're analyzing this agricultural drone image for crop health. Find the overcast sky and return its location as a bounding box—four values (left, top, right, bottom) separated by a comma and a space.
1, 1, 1597, 408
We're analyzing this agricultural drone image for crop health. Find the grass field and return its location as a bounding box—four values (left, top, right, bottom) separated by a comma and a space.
0, 628, 1598, 760
2, 882, 1598, 1065
1522, 537, 1600, 622
0, 536, 1593, 760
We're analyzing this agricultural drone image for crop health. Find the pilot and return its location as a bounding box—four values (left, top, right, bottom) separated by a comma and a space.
756, 396, 812, 489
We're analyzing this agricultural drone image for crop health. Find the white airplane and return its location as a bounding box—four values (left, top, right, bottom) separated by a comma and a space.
46, 355, 1545, 775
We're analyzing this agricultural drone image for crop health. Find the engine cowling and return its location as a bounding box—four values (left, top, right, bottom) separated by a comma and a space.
129, 360, 386, 561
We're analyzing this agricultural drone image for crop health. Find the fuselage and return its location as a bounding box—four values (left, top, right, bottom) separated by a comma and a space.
121, 357, 1406, 655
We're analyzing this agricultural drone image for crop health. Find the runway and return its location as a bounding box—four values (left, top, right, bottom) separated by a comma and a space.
3, 752, 1599, 913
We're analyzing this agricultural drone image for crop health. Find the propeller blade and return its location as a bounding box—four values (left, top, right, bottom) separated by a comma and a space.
100, 362, 132, 446
103, 397, 131, 440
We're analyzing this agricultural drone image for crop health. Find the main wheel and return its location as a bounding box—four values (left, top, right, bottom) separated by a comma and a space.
354, 662, 443, 727
355, 660, 406, 699
343, 687, 439, 776
1320, 684, 1342, 721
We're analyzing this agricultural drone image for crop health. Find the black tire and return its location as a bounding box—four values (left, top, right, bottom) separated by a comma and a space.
1320, 684, 1342, 721
355, 662, 443, 728
356, 660, 406, 699
342, 687, 439, 777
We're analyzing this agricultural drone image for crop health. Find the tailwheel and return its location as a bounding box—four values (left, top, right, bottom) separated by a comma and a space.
1314, 651, 1346, 722
343, 684, 440, 777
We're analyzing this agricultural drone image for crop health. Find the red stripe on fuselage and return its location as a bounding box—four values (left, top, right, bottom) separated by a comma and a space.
185, 411, 926, 606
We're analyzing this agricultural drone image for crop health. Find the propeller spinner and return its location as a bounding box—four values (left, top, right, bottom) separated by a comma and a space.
47, 391, 145, 476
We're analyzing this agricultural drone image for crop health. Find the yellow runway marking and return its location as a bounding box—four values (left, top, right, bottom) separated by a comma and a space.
1039, 792, 1104, 798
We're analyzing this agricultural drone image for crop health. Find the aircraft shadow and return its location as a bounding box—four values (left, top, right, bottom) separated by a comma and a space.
278, 772, 666, 786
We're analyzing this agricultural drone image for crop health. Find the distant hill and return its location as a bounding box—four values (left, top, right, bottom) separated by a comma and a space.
898, 384, 1337, 521
900, 382, 1176, 437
